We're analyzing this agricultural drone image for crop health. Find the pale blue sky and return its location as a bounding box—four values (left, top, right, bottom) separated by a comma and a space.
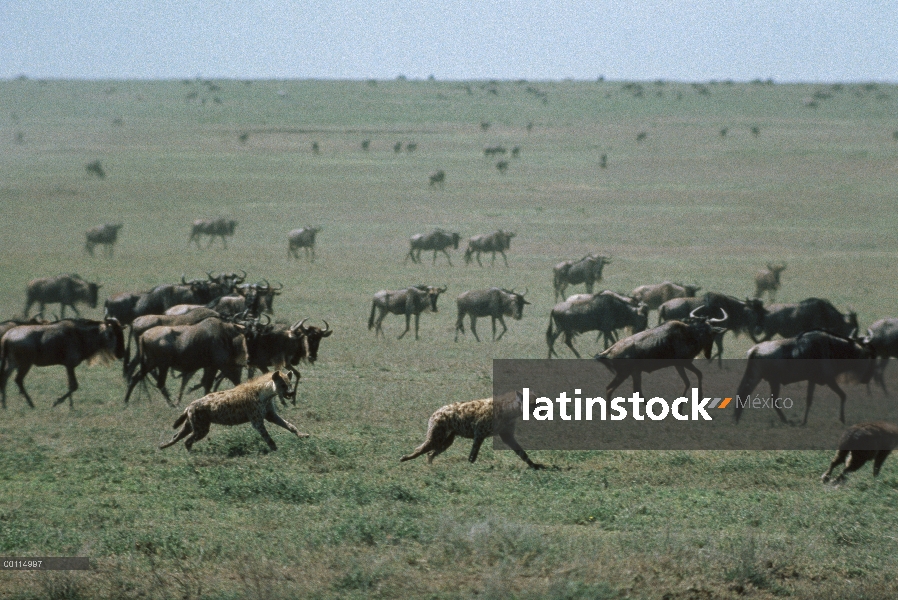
2, 0, 896, 81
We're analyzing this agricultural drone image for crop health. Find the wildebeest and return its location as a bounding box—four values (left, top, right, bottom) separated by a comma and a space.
84, 224, 123, 257
405, 229, 461, 266
464, 230, 515, 267
454, 288, 530, 342
244, 318, 332, 377
865, 318, 898, 392
189, 218, 238, 249
287, 227, 320, 261
483, 145, 506, 156
124, 317, 248, 405
103, 291, 145, 325
400, 391, 543, 468
594, 307, 727, 398
496, 160, 509, 173
733, 330, 876, 425
85, 160, 105, 178
546, 293, 649, 358
754, 263, 786, 300
756, 298, 858, 342
821, 421, 898, 483
132, 276, 229, 317
159, 371, 304, 452
630, 282, 701, 312
0, 318, 125, 408
368, 285, 446, 340
429, 170, 445, 187
24, 274, 101, 319
552, 254, 612, 300
700, 293, 767, 363
124, 308, 222, 380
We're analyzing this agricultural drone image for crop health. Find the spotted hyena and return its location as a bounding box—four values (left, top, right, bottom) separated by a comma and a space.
159, 370, 306, 451
400, 391, 543, 468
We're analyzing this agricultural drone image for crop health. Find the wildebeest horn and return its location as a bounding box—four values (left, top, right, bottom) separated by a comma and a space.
709, 308, 727, 324
260, 313, 271, 326
439, 285, 448, 292
290, 318, 309, 332
521, 287, 528, 296
206, 270, 215, 280
273, 281, 284, 292
181, 274, 188, 284
689, 306, 706, 319
322, 319, 330, 333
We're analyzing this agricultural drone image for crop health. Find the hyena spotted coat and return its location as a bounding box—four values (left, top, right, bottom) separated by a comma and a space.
159, 370, 306, 451
400, 391, 543, 468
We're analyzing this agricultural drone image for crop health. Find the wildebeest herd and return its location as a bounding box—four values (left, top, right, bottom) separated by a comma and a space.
6, 220, 898, 484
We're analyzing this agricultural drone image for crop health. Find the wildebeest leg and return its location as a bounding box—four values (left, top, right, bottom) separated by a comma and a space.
23, 298, 34, 318
680, 363, 703, 398
469, 436, 486, 463
499, 250, 509, 267
765, 381, 788, 423
821, 449, 849, 482
499, 431, 544, 469
562, 331, 581, 359
11, 363, 35, 408
398, 313, 413, 340
469, 316, 481, 342
441, 248, 453, 266
374, 309, 387, 337
50, 365, 79, 408
605, 371, 629, 397
454, 312, 465, 342
631, 371, 643, 396
825, 381, 848, 424
494, 316, 508, 341
154, 367, 175, 406
175, 370, 201, 404
734, 363, 764, 423
873, 450, 892, 477
69, 303, 81, 318
251, 419, 278, 451
476, 252, 483, 267
801, 382, 817, 426
265, 411, 309, 437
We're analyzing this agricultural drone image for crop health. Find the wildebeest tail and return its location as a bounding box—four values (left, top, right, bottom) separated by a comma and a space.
368, 300, 377, 330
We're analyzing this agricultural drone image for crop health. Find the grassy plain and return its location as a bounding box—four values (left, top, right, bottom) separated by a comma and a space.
1, 78, 898, 598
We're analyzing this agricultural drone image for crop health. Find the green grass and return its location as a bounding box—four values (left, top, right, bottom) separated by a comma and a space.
1, 78, 898, 598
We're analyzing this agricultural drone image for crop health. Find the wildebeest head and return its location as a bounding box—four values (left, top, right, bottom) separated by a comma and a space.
291, 319, 333, 364
425, 285, 448, 312
687, 306, 729, 359
503, 288, 531, 320
86, 282, 101, 308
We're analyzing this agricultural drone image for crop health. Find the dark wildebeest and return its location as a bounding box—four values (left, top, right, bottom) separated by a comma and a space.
103, 291, 145, 326
243, 318, 332, 378
429, 170, 445, 188
287, 227, 320, 261
865, 318, 898, 393
756, 298, 858, 342
734, 331, 876, 425
454, 288, 530, 342
24, 274, 101, 319
821, 422, 898, 483
405, 229, 461, 266
124, 308, 222, 380
546, 293, 650, 358
630, 282, 701, 312
754, 263, 786, 301
594, 307, 728, 398
368, 285, 447, 340
552, 254, 612, 300
483, 145, 506, 156
464, 230, 515, 267
700, 293, 767, 363
85, 160, 105, 178
85, 224, 123, 257
124, 317, 248, 405
189, 218, 238, 249
132, 276, 228, 317
0, 318, 124, 408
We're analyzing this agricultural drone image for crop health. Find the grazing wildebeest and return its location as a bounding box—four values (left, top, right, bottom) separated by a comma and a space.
287, 227, 320, 261
85, 160, 105, 178
594, 307, 728, 398
821, 422, 898, 483
756, 298, 858, 342
454, 288, 530, 342
552, 254, 612, 300
754, 263, 786, 300
400, 391, 543, 468
546, 293, 649, 358
24, 274, 101, 319
189, 218, 238, 249
160, 371, 303, 452
405, 229, 461, 266
0, 318, 124, 408
124, 317, 248, 405
428, 170, 445, 188
84, 224, 123, 257
103, 291, 145, 325
368, 285, 446, 340
464, 230, 515, 267
483, 145, 506, 156
865, 318, 898, 392
734, 330, 876, 425
630, 282, 701, 312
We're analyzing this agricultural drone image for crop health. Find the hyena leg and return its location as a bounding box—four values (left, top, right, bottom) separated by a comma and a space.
160, 421, 193, 449
873, 450, 892, 477
468, 436, 486, 463
427, 433, 456, 463
266, 411, 309, 438
835, 450, 875, 483
499, 431, 544, 469
251, 418, 279, 451
400, 431, 453, 463
184, 419, 210, 451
